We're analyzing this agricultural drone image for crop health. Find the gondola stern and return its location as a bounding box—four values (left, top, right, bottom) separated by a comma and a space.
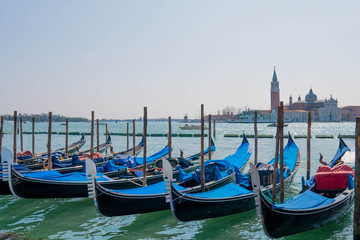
85, 158, 97, 199
8, 164, 24, 198
162, 158, 181, 221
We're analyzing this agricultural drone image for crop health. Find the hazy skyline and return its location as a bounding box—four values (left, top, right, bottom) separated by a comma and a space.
1, 1, 359, 119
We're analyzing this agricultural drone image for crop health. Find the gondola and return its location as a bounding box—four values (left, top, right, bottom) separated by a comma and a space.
89, 136, 251, 216
167, 135, 300, 222
78, 135, 112, 155
17, 135, 112, 171
4, 144, 172, 198
254, 136, 354, 238
97, 138, 216, 187
16, 134, 86, 164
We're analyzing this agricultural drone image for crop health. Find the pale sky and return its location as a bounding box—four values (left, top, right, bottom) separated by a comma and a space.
1, 1, 359, 119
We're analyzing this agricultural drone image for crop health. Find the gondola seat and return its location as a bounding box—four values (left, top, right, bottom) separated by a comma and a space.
315, 165, 354, 191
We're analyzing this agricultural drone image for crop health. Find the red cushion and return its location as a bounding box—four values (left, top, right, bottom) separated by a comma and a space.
316, 165, 331, 173
332, 164, 354, 176
315, 164, 353, 191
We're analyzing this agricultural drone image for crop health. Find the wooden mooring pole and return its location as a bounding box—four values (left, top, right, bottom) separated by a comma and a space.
105, 123, 108, 154
279, 102, 285, 202
126, 123, 129, 150
201, 104, 205, 192
90, 111, 94, 160
272, 107, 280, 202
13, 111, 17, 163
32, 116, 35, 154
213, 120, 216, 138
0, 116, 3, 155
354, 117, 360, 239
208, 114, 212, 160
65, 118, 69, 154
106, 123, 108, 140
96, 119, 100, 152
20, 116, 23, 152
307, 111, 312, 180
254, 111, 258, 165
47, 112, 52, 170
132, 119, 135, 156
168, 116, 172, 159
143, 107, 147, 186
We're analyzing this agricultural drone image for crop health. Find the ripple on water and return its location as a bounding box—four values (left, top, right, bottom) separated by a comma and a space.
156, 220, 204, 239
48, 215, 137, 240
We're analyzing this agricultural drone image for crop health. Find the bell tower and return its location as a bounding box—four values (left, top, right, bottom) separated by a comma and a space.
271, 67, 280, 110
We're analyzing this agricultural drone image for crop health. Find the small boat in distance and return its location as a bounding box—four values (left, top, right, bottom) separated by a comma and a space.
179, 124, 208, 130
267, 123, 288, 127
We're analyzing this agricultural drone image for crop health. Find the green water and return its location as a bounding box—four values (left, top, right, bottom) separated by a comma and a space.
0, 122, 356, 239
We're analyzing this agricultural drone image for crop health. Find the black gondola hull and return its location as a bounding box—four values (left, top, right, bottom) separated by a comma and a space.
170, 166, 297, 222
95, 184, 169, 216
171, 191, 255, 221
0, 180, 11, 195
93, 172, 235, 216
7, 161, 215, 198
259, 189, 354, 238
10, 167, 88, 198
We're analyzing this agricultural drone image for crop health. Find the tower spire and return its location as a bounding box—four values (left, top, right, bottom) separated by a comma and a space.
272, 66, 278, 82
270, 67, 280, 110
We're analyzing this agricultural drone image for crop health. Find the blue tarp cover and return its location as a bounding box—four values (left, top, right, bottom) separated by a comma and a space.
187, 183, 252, 198
235, 168, 251, 187
113, 145, 171, 166
102, 160, 127, 172
187, 138, 216, 160
215, 166, 230, 181
134, 145, 171, 165
223, 138, 251, 170
111, 181, 185, 195
24, 171, 110, 182
329, 137, 351, 167
348, 173, 354, 189
273, 190, 334, 210
192, 160, 233, 184
112, 156, 137, 168
179, 137, 251, 184
268, 137, 298, 172
179, 168, 193, 182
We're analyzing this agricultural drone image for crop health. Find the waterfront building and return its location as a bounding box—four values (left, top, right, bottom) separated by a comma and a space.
318, 96, 342, 122
214, 68, 360, 123
341, 106, 360, 121
287, 88, 342, 122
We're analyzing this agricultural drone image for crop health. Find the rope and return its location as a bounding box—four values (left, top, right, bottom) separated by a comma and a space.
125, 176, 143, 187
298, 161, 308, 170
264, 188, 277, 204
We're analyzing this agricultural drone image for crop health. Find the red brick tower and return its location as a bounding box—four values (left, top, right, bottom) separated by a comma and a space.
271, 67, 280, 110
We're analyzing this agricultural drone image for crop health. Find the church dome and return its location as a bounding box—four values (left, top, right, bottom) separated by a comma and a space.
305, 88, 317, 103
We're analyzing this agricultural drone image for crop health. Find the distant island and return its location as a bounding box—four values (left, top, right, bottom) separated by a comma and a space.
1, 113, 88, 122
